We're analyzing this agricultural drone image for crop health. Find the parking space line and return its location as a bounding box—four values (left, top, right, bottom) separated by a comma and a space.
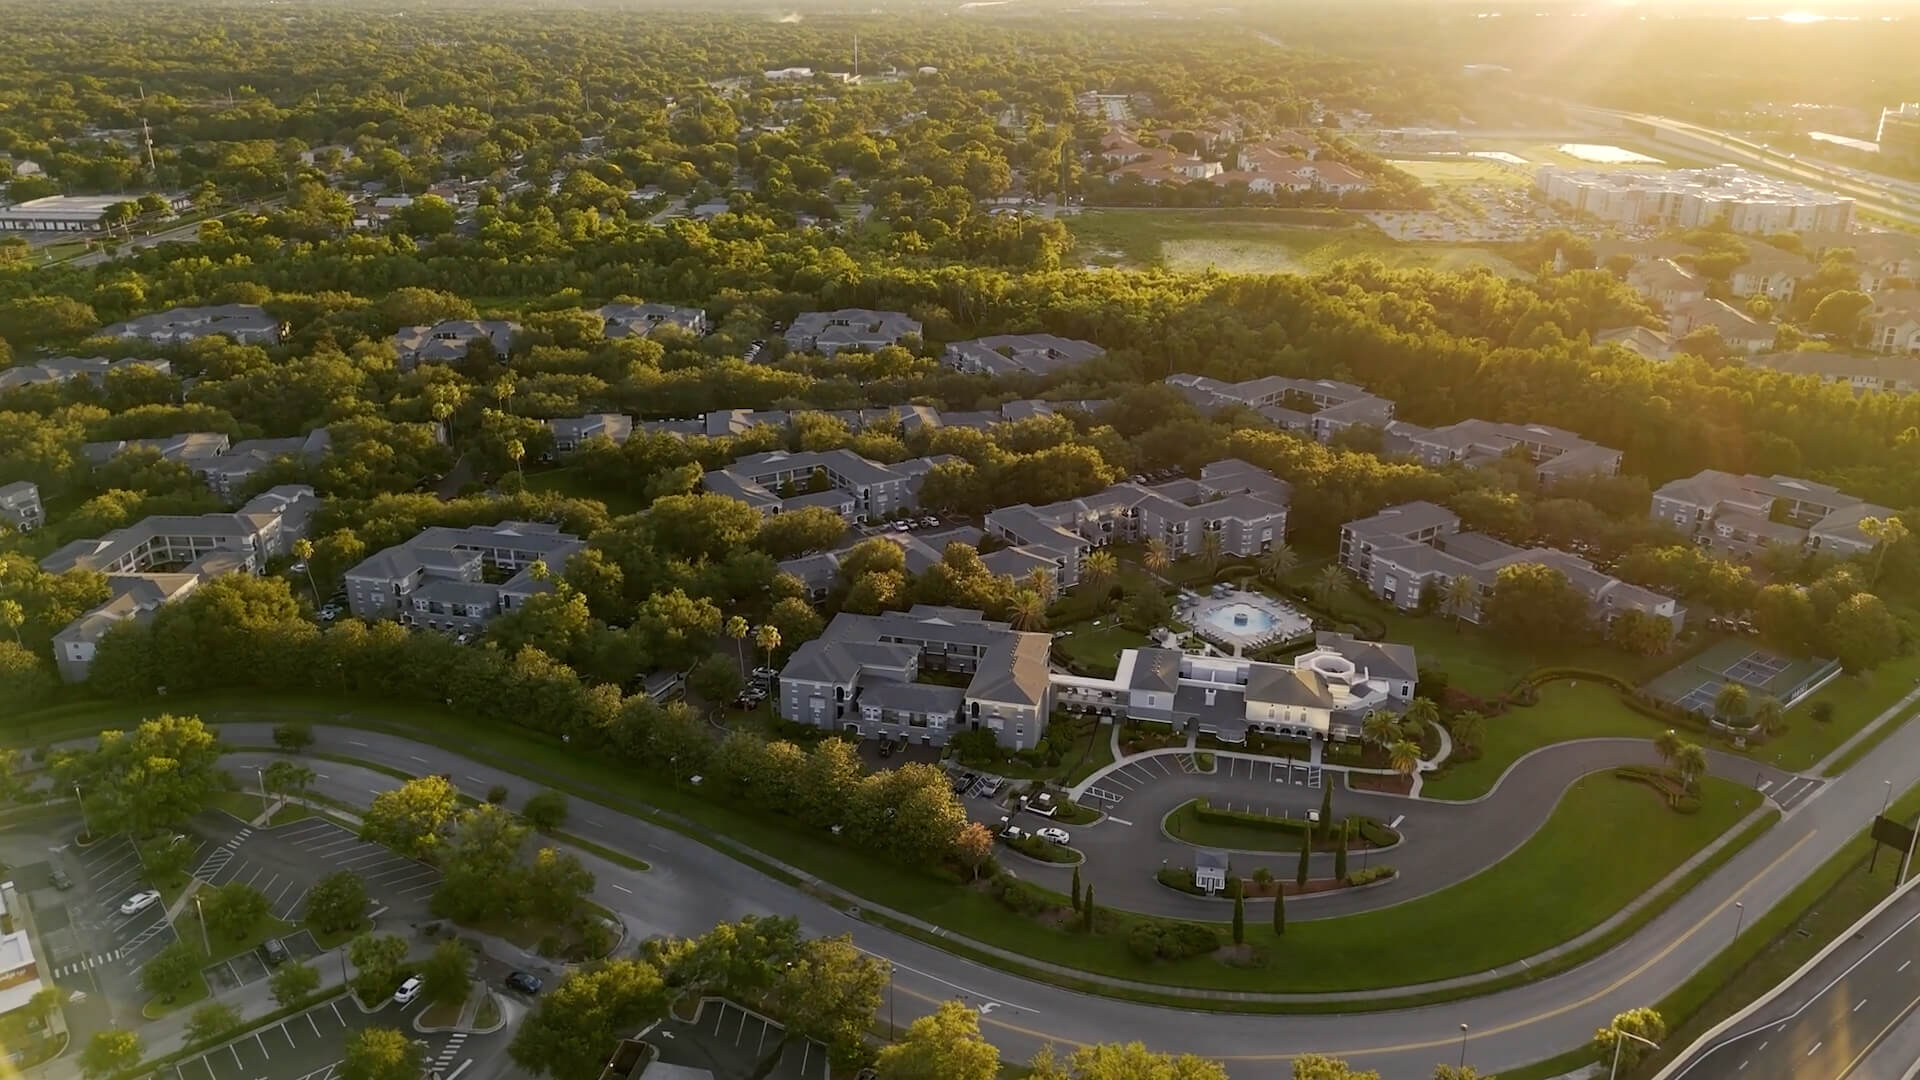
284, 1022, 296, 1047
330, 1000, 343, 1024
309, 1011, 322, 1036
229, 1044, 243, 1069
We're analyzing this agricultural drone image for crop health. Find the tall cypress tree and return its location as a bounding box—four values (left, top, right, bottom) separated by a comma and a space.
1082, 885, 1095, 931
1070, 865, 1082, 912
1232, 893, 1245, 945
1318, 781, 1334, 841
1273, 884, 1286, 936
1335, 820, 1350, 884
1296, 830, 1312, 888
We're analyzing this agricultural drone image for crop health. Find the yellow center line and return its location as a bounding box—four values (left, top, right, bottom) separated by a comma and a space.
896, 830, 1815, 1061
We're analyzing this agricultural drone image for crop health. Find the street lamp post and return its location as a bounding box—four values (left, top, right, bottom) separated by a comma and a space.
256, 765, 269, 817
193, 895, 211, 954
1457, 1023, 1469, 1069
888, 963, 896, 1041
1883, 779, 1895, 815
1607, 1027, 1661, 1080
74, 784, 91, 842
1733, 901, 1745, 940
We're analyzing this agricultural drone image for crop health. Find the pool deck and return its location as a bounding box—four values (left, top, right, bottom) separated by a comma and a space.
1182, 590, 1314, 656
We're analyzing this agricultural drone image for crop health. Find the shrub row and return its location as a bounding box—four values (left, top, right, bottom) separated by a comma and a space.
1346, 866, 1396, 886
1191, 799, 1398, 847
1127, 920, 1220, 962
1613, 766, 1703, 814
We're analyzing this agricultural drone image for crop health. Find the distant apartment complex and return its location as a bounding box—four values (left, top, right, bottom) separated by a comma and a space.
1536, 166, 1854, 234
1166, 373, 1394, 442
778, 606, 1053, 750
942, 335, 1105, 377
344, 521, 584, 634
1667, 298, 1775, 354
1101, 129, 1372, 195
544, 413, 634, 452
81, 431, 232, 469
1053, 632, 1415, 744
100, 305, 283, 346
1651, 471, 1894, 558
702, 450, 952, 521
40, 486, 318, 681
1745, 350, 1920, 394
594, 303, 707, 340
1868, 290, 1920, 354
0, 481, 42, 533
0, 355, 171, 394
985, 459, 1290, 588
198, 430, 333, 498
783, 309, 922, 356
1384, 419, 1623, 481
1340, 501, 1683, 629
637, 399, 1106, 441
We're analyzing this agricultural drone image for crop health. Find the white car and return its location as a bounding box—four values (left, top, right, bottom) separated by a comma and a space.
119, 889, 161, 915
1036, 827, 1071, 846
392, 975, 423, 1005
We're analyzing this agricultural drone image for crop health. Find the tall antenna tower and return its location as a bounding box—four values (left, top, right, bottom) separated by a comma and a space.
141, 118, 157, 173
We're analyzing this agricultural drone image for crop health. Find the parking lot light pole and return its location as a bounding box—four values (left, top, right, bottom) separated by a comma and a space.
256, 766, 269, 816
193, 895, 211, 953
1458, 1024, 1469, 1068
74, 784, 91, 841
1733, 901, 1745, 940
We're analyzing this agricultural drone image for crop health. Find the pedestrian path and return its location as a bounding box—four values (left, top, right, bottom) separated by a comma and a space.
51, 950, 121, 977
431, 1033, 467, 1073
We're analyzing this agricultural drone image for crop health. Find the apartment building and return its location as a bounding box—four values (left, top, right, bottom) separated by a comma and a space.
390, 320, 520, 370
1052, 631, 1415, 745
1536, 166, 1854, 234
1730, 245, 1815, 303
197, 430, 333, 499
343, 521, 584, 633
1626, 259, 1707, 309
545, 413, 634, 452
0, 355, 171, 394
99, 305, 283, 346
1595, 326, 1676, 361
595, 303, 708, 340
1868, 290, 1920, 354
1166, 373, 1394, 442
779, 606, 1053, 749
639, 399, 1108, 440
1668, 298, 1775, 354
40, 486, 318, 681
703, 449, 951, 521
1218, 144, 1371, 195
1801, 231, 1920, 292
783, 309, 922, 356
1746, 350, 1920, 394
81, 431, 232, 469
985, 459, 1291, 587
1386, 419, 1623, 481
1341, 502, 1683, 629
0, 482, 43, 533
942, 335, 1105, 377
1651, 470, 1895, 557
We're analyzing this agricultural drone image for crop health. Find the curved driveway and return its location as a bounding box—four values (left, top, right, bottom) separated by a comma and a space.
1032, 742, 1796, 919
196, 695, 1919, 1080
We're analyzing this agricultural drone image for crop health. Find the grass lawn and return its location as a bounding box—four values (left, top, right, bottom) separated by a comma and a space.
522, 466, 648, 516
1803, 651, 1920, 775
1066, 208, 1522, 276
7, 692, 1750, 995
1052, 621, 1149, 677
1421, 682, 1668, 800
1061, 726, 1116, 787
1386, 158, 1529, 187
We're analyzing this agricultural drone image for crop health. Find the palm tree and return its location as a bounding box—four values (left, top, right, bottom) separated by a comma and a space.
1448, 710, 1486, 754
290, 537, 319, 608
754, 623, 782, 674
1198, 529, 1225, 580
1010, 589, 1047, 632
1751, 694, 1785, 735
0, 598, 23, 645
1311, 564, 1348, 611
1024, 568, 1057, 605
1713, 682, 1750, 725
1402, 697, 1440, 741
1861, 516, 1910, 584
1258, 544, 1297, 587
1142, 540, 1172, 580
1082, 550, 1118, 593
725, 615, 749, 672
1361, 710, 1399, 750
1654, 728, 1683, 768
505, 438, 526, 481
1388, 739, 1422, 780
1674, 742, 1708, 791
494, 373, 517, 411
527, 559, 550, 583
1443, 575, 1476, 630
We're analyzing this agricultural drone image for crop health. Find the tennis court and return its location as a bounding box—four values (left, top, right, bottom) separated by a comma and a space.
1643, 639, 1840, 716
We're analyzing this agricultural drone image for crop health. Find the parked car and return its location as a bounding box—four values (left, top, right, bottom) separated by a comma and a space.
1036, 827, 1071, 845
50, 869, 72, 891
998, 824, 1028, 842
392, 975, 424, 1005
505, 971, 543, 994
119, 889, 160, 916
976, 776, 1003, 798
750, 666, 779, 683
262, 938, 289, 966
877, 739, 895, 759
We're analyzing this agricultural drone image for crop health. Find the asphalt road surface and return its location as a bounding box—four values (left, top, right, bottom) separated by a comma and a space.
201, 689, 1920, 1079
1667, 879, 1920, 1080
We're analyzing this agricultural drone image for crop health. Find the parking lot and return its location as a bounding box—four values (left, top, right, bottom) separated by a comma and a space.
650, 999, 830, 1080
265, 818, 441, 911
66, 833, 195, 976
1077, 753, 1202, 811
169, 994, 452, 1080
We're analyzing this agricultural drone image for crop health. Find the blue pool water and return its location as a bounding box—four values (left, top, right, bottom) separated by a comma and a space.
1201, 603, 1279, 635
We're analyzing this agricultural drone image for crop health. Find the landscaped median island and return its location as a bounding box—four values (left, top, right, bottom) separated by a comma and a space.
1162, 799, 1398, 853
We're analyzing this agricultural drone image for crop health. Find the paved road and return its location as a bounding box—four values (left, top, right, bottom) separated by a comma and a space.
1031, 741, 1797, 920
190, 697, 1920, 1079
1666, 879, 1920, 1080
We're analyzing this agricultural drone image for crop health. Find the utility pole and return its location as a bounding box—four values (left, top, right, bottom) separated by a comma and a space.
141, 118, 156, 174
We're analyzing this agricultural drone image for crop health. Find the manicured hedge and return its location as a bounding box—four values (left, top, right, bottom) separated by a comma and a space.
1191, 799, 1398, 847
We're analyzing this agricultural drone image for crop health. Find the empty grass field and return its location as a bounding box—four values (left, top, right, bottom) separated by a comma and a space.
1067, 209, 1523, 276
1387, 158, 1529, 187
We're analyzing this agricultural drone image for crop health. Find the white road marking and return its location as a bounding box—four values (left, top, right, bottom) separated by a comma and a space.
1758, 781, 1773, 792
464, 776, 486, 784
1807, 1042, 1822, 1056
1902, 960, 1912, 973
1108, 816, 1133, 826
864, 951, 1038, 1014
612, 884, 633, 894
1389, 815, 1404, 828
1738, 1061, 1748, 1071
408, 755, 428, 764
1855, 999, 1868, 1012
348, 740, 369, 747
